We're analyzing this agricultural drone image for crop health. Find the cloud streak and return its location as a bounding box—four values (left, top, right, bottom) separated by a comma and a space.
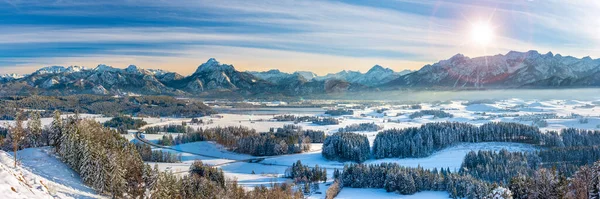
0, 0, 599, 75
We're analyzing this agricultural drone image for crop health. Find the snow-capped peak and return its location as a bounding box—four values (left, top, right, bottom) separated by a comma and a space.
125, 65, 142, 74
94, 64, 120, 72
35, 65, 67, 74
146, 69, 169, 76
34, 65, 88, 75
0, 73, 23, 79
366, 65, 393, 74
195, 58, 234, 73
293, 71, 317, 80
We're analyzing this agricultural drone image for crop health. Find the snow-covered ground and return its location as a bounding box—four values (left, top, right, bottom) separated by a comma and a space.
0, 148, 103, 199
336, 189, 450, 199
5, 98, 600, 198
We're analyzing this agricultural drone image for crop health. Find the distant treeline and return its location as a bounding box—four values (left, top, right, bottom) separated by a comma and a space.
272, 114, 340, 125
0, 95, 215, 119
338, 122, 383, 133
272, 115, 318, 122
373, 122, 562, 159
134, 143, 181, 163
408, 110, 453, 119
144, 124, 191, 134
104, 116, 147, 131
323, 122, 600, 163
325, 109, 354, 116
158, 125, 324, 156
312, 117, 340, 125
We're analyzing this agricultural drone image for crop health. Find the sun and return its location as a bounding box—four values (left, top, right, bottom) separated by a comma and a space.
470, 21, 495, 46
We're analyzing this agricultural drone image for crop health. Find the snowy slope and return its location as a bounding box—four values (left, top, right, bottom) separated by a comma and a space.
0, 148, 104, 199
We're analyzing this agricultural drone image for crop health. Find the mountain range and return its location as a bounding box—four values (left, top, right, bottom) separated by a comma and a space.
1, 50, 600, 98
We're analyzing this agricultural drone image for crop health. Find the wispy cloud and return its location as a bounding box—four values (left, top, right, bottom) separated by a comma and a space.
0, 0, 599, 75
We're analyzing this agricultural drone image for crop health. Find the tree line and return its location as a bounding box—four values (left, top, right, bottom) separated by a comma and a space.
144, 124, 191, 134
325, 109, 354, 116
338, 163, 489, 199
338, 122, 383, 133
0, 95, 215, 119
461, 146, 600, 184
372, 122, 564, 159
409, 110, 453, 119
104, 115, 147, 132
134, 143, 181, 163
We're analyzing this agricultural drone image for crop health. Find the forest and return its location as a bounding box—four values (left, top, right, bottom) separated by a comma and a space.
0, 95, 215, 119
372, 122, 563, 159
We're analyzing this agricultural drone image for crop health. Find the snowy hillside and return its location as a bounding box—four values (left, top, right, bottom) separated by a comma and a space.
0, 148, 103, 199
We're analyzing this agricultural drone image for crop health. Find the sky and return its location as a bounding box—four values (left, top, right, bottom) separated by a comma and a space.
1, 0, 599, 75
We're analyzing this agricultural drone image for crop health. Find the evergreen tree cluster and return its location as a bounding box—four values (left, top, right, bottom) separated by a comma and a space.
338, 122, 383, 133
322, 132, 370, 163
144, 124, 191, 134
270, 125, 326, 143
157, 134, 175, 146
325, 109, 354, 116
460, 149, 540, 183
285, 160, 327, 184
157, 126, 313, 156
508, 168, 571, 199
135, 143, 181, 163
57, 117, 148, 197
460, 146, 600, 184
103, 115, 147, 130
272, 115, 318, 122
400, 104, 422, 109
340, 163, 490, 199
409, 110, 453, 119
373, 122, 562, 159
312, 117, 340, 125
236, 132, 311, 156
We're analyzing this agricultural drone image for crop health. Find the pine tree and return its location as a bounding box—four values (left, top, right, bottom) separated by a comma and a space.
50, 110, 63, 147
27, 111, 42, 147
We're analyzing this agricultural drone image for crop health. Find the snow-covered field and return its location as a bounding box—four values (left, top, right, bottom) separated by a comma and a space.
336, 189, 450, 199
135, 98, 600, 198
4, 98, 600, 198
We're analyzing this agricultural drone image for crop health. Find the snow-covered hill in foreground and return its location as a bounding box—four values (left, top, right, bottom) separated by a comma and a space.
0, 148, 103, 199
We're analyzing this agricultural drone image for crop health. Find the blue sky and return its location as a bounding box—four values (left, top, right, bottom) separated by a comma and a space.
1, 0, 599, 75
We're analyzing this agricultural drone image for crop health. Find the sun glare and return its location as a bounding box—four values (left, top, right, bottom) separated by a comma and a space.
470, 21, 494, 46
